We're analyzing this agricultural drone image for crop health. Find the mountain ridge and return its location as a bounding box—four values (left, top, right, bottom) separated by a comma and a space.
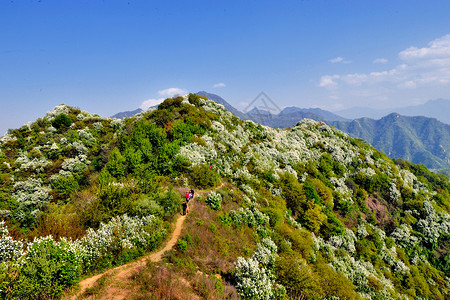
329, 113, 450, 170
1, 95, 450, 299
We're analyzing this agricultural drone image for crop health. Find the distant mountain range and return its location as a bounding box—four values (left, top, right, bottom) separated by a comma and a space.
111, 92, 450, 172
336, 98, 450, 125
111, 108, 143, 119
329, 114, 450, 170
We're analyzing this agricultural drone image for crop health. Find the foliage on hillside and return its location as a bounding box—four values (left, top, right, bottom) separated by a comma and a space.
1, 94, 450, 299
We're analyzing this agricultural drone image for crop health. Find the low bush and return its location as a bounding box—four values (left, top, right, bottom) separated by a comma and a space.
206, 191, 222, 210
190, 164, 220, 189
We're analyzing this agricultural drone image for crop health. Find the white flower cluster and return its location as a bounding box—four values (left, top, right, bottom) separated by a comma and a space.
177, 142, 217, 165
93, 122, 103, 132
234, 237, 280, 300
239, 184, 256, 198
390, 224, 419, 250
71, 141, 88, 155
380, 246, 409, 273
328, 228, 357, 254
206, 191, 222, 210
0, 133, 17, 145
285, 211, 301, 229
398, 169, 429, 194
313, 227, 397, 298
0, 221, 23, 263
358, 167, 376, 177
45, 104, 70, 121
76, 214, 164, 270
416, 201, 450, 245
229, 205, 269, 228
198, 98, 232, 118
110, 118, 124, 130
77, 128, 96, 146
356, 224, 369, 239
61, 154, 90, 174
14, 150, 50, 171
388, 182, 401, 203
330, 176, 353, 202
12, 177, 52, 222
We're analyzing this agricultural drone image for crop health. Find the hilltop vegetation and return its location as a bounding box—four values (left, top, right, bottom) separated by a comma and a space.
1, 94, 450, 299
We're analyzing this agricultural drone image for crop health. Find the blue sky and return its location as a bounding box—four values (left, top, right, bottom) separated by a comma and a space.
2, 0, 450, 135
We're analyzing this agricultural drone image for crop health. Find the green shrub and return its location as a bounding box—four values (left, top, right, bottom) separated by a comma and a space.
190, 164, 220, 189
51, 175, 79, 198
12, 236, 82, 299
176, 239, 188, 253
206, 192, 222, 210
157, 188, 182, 219
51, 113, 72, 130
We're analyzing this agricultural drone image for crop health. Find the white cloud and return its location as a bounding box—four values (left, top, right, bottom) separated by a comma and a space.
237, 102, 249, 110
319, 75, 340, 89
213, 82, 226, 88
139, 87, 188, 110
140, 98, 165, 110
399, 34, 450, 60
157, 87, 187, 97
373, 58, 388, 64
319, 34, 450, 91
329, 56, 351, 64
330, 57, 343, 63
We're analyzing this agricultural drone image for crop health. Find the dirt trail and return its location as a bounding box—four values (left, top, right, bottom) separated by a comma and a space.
69, 210, 187, 300
68, 183, 226, 300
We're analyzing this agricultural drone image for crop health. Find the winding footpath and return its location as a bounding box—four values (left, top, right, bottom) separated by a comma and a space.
69, 205, 188, 299
68, 183, 225, 299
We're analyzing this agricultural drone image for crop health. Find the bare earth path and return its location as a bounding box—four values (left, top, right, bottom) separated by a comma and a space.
67, 183, 225, 299
69, 209, 187, 299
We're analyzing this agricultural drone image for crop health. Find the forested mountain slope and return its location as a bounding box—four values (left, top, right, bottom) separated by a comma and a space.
1, 95, 450, 299
330, 113, 450, 171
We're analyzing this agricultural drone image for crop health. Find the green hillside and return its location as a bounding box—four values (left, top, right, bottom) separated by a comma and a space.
1, 95, 450, 299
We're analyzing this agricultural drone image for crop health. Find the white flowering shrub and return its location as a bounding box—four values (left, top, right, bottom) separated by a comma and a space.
93, 121, 103, 132
77, 128, 96, 146
240, 184, 256, 198
0, 221, 23, 263
72, 141, 88, 155
229, 205, 270, 228
388, 182, 401, 203
380, 246, 410, 273
328, 228, 357, 254
110, 118, 124, 130
45, 104, 70, 121
61, 154, 90, 173
390, 224, 419, 249
234, 237, 281, 299
0, 132, 17, 145
285, 211, 301, 229
416, 201, 450, 245
14, 149, 50, 172
12, 177, 52, 225
77, 214, 165, 272
206, 191, 222, 210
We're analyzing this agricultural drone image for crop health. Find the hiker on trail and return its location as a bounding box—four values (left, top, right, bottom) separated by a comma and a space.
182, 201, 187, 215
189, 188, 194, 199
185, 191, 190, 203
